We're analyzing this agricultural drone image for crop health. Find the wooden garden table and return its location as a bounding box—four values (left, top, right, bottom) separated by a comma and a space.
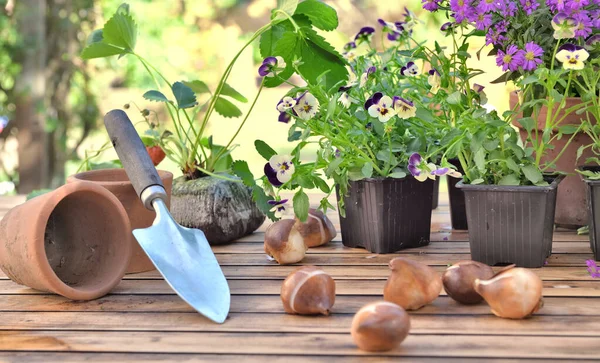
0, 192, 599, 362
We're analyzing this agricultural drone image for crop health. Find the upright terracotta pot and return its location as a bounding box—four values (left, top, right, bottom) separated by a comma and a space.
67, 168, 173, 273
511, 92, 595, 227
0, 181, 131, 300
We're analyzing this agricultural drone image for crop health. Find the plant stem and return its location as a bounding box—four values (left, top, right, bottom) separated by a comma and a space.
209, 80, 266, 170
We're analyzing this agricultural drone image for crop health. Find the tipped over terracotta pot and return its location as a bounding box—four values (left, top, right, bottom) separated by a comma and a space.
67, 168, 173, 273
0, 181, 131, 300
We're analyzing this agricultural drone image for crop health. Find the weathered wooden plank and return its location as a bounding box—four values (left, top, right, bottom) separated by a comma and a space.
0, 353, 583, 363
0, 279, 597, 296
0, 311, 599, 337
211, 240, 593, 255
1, 331, 599, 359
0, 294, 598, 316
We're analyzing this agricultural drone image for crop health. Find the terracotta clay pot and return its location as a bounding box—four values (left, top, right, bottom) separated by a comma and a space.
511, 92, 595, 228
67, 169, 173, 273
0, 181, 131, 300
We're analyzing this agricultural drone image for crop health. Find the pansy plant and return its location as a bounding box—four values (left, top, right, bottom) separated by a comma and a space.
233, 9, 460, 220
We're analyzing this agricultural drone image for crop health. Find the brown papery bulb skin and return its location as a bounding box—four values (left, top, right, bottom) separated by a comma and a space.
280, 266, 336, 315
442, 260, 495, 304
351, 301, 411, 352
383, 257, 442, 310
264, 219, 307, 265
474, 266, 543, 319
294, 208, 337, 248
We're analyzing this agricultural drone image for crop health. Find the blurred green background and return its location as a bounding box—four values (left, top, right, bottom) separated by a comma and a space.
0, 0, 512, 195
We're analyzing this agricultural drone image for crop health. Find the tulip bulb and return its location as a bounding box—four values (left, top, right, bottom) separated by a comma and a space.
280, 266, 335, 315
351, 301, 411, 352
295, 208, 337, 248
264, 219, 308, 264
474, 266, 543, 319
383, 257, 442, 310
442, 260, 495, 304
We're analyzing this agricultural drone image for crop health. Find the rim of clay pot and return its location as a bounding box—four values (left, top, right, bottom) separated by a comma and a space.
68, 168, 173, 187
31, 181, 132, 300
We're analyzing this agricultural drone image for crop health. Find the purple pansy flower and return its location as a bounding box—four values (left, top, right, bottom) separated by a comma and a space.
556, 43, 589, 69
278, 111, 291, 124
585, 34, 600, 49
264, 154, 295, 187
472, 83, 488, 104
393, 96, 417, 119
496, 45, 525, 71
354, 26, 375, 44
552, 12, 577, 39
359, 66, 377, 87
521, 42, 544, 71
258, 56, 286, 78
267, 199, 289, 218
440, 22, 454, 32
364, 92, 383, 111
344, 42, 357, 52
401, 61, 419, 76
431, 167, 462, 178
408, 153, 423, 178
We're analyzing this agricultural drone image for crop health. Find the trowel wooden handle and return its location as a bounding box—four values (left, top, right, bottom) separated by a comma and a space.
104, 109, 164, 198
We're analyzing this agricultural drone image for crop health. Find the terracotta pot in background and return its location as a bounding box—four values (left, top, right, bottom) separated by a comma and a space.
67, 169, 173, 273
0, 181, 131, 300
511, 92, 596, 228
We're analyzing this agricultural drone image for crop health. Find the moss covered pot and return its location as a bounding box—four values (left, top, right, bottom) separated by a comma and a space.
170, 176, 265, 245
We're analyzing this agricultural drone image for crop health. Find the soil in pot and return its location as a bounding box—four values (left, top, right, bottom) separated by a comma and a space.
0, 181, 131, 300
582, 166, 600, 261
511, 92, 594, 228
337, 177, 434, 254
170, 175, 265, 245
457, 175, 563, 268
67, 169, 173, 274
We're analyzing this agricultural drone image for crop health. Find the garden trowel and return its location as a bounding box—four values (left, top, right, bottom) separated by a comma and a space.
104, 109, 230, 324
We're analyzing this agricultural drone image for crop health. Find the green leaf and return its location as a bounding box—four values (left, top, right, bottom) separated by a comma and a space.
220, 83, 248, 103
87, 29, 104, 45
577, 145, 585, 161
296, 174, 315, 189
558, 124, 579, 135
389, 169, 407, 179
498, 174, 520, 185
183, 80, 210, 94
214, 97, 242, 118
116, 3, 130, 15
252, 185, 276, 221
474, 148, 486, 172
254, 140, 277, 161
326, 157, 343, 176
102, 12, 137, 51
209, 144, 233, 172
171, 82, 198, 109
521, 74, 539, 85
232, 160, 256, 187
259, 22, 292, 58
447, 91, 463, 105
293, 188, 310, 222
361, 162, 373, 178
143, 90, 169, 103
313, 177, 330, 193
518, 117, 535, 132
521, 165, 543, 184
505, 158, 520, 172
272, 0, 299, 21
81, 42, 125, 59
471, 178, 484, 185
294, 0, 338, 31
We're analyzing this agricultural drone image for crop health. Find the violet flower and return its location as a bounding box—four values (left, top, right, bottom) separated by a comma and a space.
278, 111, 291, 124
521, 42, 544, 71
344, 42, 357, 52
258, 56, 286, 78
552, 12, 577, 39
496, 45, 525, 71
472, 83, 488, 104
477, 0, 498, 13
574, 12, 593, 38
422, 0, 441, 12
264, 154, 295, 187
519, 0, 540, 14
354, 27, 375, 44
555, 43, 589, 70
393, 96, 417, 119
367, 94, 396, 123
268, 199, 289, 218
364, 92, 383, 111
293, 92, 320, 120
400, 61, 419, 76
585, 34, 600, 49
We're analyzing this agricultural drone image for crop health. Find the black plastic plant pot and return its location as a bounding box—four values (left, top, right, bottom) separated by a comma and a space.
431, 177, 440, 210
448, 158, 468, 230
456, 175, 564, 268
582, 165, 600, 261
337, 177, 434, 254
